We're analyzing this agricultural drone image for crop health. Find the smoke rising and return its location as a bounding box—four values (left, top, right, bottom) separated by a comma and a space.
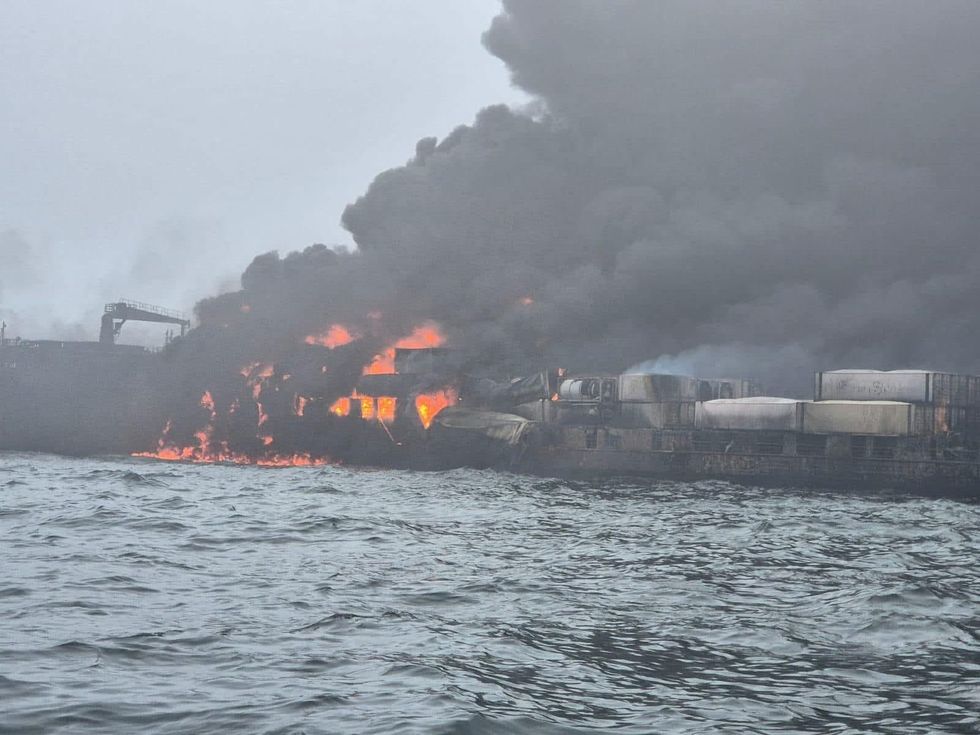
193, 0, 980, 401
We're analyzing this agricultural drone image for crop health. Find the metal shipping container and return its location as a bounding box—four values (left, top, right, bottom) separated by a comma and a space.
802, 400, 914, 436
696, 397, 805, 432
815, 370, 980, 406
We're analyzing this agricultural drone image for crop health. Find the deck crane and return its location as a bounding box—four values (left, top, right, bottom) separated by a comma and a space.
99, 300, 191, 346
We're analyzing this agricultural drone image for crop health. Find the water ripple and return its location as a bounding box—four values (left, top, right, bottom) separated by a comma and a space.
0, 451, 977, 734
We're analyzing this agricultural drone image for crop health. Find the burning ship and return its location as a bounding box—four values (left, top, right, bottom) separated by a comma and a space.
3, 304, 980, 497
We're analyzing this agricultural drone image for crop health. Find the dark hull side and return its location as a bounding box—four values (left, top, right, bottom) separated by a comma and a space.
515, 446, 980, 498
501, 426, 980, 500
0, 345, 168, 455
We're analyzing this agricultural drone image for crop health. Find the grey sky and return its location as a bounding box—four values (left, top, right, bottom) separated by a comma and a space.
0, 0, 522, 341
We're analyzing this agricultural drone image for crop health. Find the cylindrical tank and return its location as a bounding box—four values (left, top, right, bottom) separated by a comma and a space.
558, 378, 601, 401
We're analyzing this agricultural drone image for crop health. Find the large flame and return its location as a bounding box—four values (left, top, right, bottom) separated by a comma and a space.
415, 389, 457, 429
304, 324, 357, 348
359, 395, 375, 420
377, 396, 396, 423
363, 322, 445, 375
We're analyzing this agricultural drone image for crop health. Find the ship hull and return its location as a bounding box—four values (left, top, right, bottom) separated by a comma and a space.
508, 426, 980, 498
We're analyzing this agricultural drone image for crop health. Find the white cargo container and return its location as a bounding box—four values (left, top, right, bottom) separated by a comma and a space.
802, 400, 914, 436
815, 370, 980, 405
696, 397, 805, 431
619, 373, 699, 402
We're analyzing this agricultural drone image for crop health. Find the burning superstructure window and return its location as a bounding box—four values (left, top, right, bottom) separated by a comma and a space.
359, 396, 375, 420
377, 396, 396, 422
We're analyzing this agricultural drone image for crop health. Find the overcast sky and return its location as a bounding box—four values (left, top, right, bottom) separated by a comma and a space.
0, 0, 523, 341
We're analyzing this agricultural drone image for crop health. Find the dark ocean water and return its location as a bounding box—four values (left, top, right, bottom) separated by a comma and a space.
1, 452, 978, 734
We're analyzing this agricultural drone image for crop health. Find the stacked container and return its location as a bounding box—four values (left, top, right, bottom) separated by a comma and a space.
617, 373, 699, 429
697, 397, 918, 436
814, 370, 980, 404
814, 370, 980, 436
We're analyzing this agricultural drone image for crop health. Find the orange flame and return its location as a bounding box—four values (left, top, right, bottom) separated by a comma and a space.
242, 363, 274, 402
377, 396, 396, 422
134, 387, 330, 467
135, 446, 329, 466
329, 396, 351, 417
305, 324, 357, 348
359, 396, 375, 420
363, 322, 445, 375
136, 319, 449, 465
415, 389, 457, 429
241, 362, 274, 380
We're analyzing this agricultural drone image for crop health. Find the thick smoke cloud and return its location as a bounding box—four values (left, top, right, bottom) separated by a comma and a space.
200, 1, 980, 397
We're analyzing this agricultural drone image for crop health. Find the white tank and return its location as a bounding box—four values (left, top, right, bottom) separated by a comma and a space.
558, 378, 601, 401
